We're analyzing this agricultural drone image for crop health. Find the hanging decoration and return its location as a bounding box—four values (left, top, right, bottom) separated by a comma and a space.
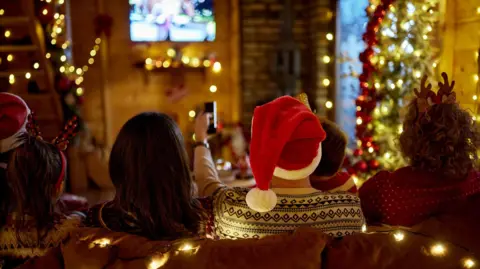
142, 47, 219, 71
346, 0, 439, 182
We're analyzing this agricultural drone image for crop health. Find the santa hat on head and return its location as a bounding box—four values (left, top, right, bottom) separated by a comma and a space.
246, 96, 326, 212
0, 93, 31, 153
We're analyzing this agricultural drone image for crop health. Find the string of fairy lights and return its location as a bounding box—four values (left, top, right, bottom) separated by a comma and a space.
87, 228, 477, 268
1, 0, 101, 100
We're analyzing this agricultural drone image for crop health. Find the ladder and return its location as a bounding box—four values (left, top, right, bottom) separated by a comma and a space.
0, 0, 63, 140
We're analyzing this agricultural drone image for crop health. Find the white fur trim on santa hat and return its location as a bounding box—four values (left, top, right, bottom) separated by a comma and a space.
246, 188, 277, 212
273, 143, 322, 180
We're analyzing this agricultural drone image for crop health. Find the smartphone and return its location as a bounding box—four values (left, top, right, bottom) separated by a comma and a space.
204, 101, 217, 134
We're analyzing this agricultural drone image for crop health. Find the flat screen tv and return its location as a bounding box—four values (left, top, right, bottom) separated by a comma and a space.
129, 0, 216, 42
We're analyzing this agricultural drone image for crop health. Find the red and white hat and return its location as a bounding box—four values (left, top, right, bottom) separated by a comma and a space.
246, 96, 326, 212
0, 93, 31, 153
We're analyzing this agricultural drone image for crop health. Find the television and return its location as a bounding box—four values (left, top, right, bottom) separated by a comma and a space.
129, 0, 216, 42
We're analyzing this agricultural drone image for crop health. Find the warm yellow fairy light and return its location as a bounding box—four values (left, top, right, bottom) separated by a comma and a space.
51, 39, 57, 45
413, 50, 421, 57
212, 62, 222, 73
56, 27, 62, 34
414, 71, 421, 78
430, 244, 446, 256
32, 62, 39, 69
46, 52, 51, 59
90, 50, 97, 57
393, 231, 405, 242
390, 83, 395, 89
209, 85, 217, 93
60, 55, 67, 62
384, 152, 391, 159
42, 9, 48, 15
188, 110, 196, 118
54, 13, 60, 19
426, 25, 433, 32
356, 106, 361, 111
474, 95, 478, 101
203, 60, 211, 67
181, 56, 190, 64
59, 0, 65, 4
325, 101, 333, 109
61, 43, 68, 49
191, 58, 200, 67
95, 38, 101, 44
82, 65, 89, 72
423, 35, 428, 40
68, 66, 75, 72
163, 61, 170, 68
179, 243, 193, 251
166, 48, 176, 58
322, 55, 331, 63
463, 258, 476, 268
396, 79, 403, 87
0, 9, 4, 16
88, 58, 95, 64
474, 74, 479, 82
9, 74, 15, 84
25, 72, 31, 79
326, 33, 334, 41
356, 117, 363, 125
46, 0, 52, 3
145, 58, 153, 65
432, 62, 437, 68
75, 77, 84, 85
322, 78, 330, 86
398, 126, 403, 134
76, 87, 84, 96
76, 68, 83, 75
94, 45, 100, 51
4, 30, 11, 38
155, 61, 162, 68
59, 66, 66, 73
374, 82, 380, 89
368, 147, 374, 153
6, 54, 13, 62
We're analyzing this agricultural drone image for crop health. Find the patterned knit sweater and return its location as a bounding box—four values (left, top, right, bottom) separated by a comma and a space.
212, 187, 365, 239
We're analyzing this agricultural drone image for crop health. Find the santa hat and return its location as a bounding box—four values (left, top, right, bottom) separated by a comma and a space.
246, 96, 326, 212
0, 93, 31, 153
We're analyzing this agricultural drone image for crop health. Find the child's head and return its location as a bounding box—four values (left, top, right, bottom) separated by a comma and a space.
312, 118, 348, 178
400, 73, 480, 178
3, 134, 66, 229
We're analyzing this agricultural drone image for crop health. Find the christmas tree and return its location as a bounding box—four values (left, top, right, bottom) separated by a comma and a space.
347, 0, 439, 182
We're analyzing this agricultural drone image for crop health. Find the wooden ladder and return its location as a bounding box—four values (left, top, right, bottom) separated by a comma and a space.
0, 0, 63, 140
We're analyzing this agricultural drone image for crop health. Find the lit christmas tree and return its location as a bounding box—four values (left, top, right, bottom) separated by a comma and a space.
347, 0, 439, 182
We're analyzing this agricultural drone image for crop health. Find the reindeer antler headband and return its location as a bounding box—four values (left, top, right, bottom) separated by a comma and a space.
26, 112, 79, 191
414, 72, 457, 114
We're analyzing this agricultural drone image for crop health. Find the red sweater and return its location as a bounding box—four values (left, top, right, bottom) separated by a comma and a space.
311, 172, 358, 194
359, 167, 480, 227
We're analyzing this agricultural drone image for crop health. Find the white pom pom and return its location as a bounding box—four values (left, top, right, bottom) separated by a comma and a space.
245, 188, 277, 212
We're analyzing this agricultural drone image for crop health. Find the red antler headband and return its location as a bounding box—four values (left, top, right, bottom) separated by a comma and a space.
26, 113, 79, 191
414, 72, 457, 114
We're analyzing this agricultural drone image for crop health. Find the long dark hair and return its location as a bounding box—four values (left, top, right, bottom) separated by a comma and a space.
109, 112, 203, 240
2, 134, 64, 235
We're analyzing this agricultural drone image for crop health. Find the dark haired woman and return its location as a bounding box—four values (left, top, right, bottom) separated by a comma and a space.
0, 135, 83, 268
359, 73, 480, 227
84, 112, 204, 240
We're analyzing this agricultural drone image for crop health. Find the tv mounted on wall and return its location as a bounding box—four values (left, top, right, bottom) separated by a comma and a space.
129, 0, 216, 42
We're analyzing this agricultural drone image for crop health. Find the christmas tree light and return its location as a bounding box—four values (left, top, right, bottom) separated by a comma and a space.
347, 0, 439, 182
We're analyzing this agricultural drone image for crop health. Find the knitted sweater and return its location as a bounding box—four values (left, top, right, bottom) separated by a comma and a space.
311, 172, 358, 194
194, 146, 365, 239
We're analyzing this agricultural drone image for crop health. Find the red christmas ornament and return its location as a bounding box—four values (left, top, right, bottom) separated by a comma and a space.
347, 167, 357, 175
355, 161, 368, 172
369, 160, 380, 169
354, 149, 363, 156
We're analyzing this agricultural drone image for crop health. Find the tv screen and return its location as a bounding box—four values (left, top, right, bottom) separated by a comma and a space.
129, 0, 216, 42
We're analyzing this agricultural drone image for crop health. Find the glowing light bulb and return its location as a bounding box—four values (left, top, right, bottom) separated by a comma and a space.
423, 34, 428, 40
163, 61, 170, 68
42, 9, 48, 15
68, 66, 74, 72
212, 62, 222, 73
4, 30, 11, 38
432, 62, 437, 68
191, 58, 200, 67
384, 152, 391, 159
368, 147, 374, 153
59, 0, 64, 4
167, 48, 176, 58
477, 7, 480, 14
414, 71, 421, 78
393, 231, 405, 242
46, 0, 51, 3
189, 110, 196, 118
61, 43, 68, 49
181, 56, 190, 64
203, 60, 211, 67
430, 244, 446, 256
374, 82, 380, 89
474, 95, 478, 101
90, 50, 97, 57
88, 58, 95, 65
82, 65, 89, 72
54, 13, 60, 19
180, 243, 193, 251
76, 87, 84, 96
322, 78, 330, 86
56, 27, 62, 34
390, 83, 395, 89
46, 52, 51, 59
356, 106, 361, 112
145, 58, 153, 65
60, 55, 67, 62
8, 74, 15, 84
76, 68, 83, 75
463, 258, 476, 268
426, 25, 433, 32
59, 66, 65, 73
361, 224, 367, 233
155, 61, 162, 68
322, 55, 331, 63
75, 77, 84, 85
326, 33, 334, 41
5, 54, 12, 62
51, 39, 57, 45
94, 45, 100, 51
474, 74, 479, 82
25, 72, 31, 79
0, 9, 4, 16
95, 38, 101, 44
356, 117, 363, 125
209, 85, 217, 93
396, 79, 403, 87
325, 101, 333, 109
398, 126, 403, 134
